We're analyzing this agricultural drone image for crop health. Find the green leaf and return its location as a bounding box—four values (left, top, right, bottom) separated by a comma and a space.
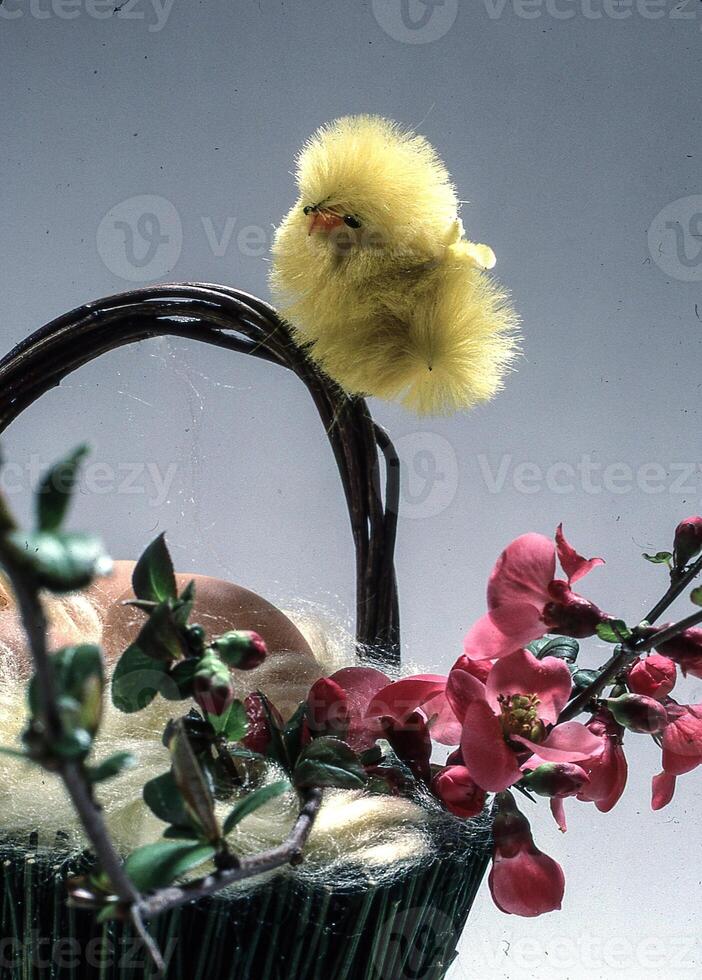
124, 841, 215, 892
29, 644, 105, 734
174, 580, 196, 627
209, 699, 248, 741
572, 668, 601, 691
222, 780, 290, 836
529, 635, 579, 663
169, 721, 220, 843
134, 602, 185, 662
87, 752, 136, 784
162, 659, 199, 701
359, 744, 383, 766
7, 531, 112, 593
143, 771, 191, 826
162, 825, 199, 840
132, 533, 177, 604
283, 702, 309, 768
111, 645, 170, 713
596, 620, 632, 644
36, 445, 89, 533
643, 551, 673, 566
691, 586, 702, 607
294, 736, 367, 790
256, 692, 288, 768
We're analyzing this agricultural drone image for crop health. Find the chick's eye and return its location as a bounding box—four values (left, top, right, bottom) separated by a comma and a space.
303, 205, 314, 216
343, 215, 362, 229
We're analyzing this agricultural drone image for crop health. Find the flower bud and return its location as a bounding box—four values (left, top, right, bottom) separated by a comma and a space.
673, 516, 702, 570
307, 677, 350, 737
432, 765, 487, 818
542, 581, 605, 638
212, 630, 267, 671
522, 762, 589, 799
627, 654, 676, 700
241, 692, 284, 755
605, 693, 669, 734
193, 651, 234, 716
380, 710, 433, 784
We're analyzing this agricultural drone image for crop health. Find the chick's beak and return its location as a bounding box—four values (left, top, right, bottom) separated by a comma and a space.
308, 209, 345, 235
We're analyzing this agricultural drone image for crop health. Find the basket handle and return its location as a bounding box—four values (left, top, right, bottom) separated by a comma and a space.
0, 283, 401, 668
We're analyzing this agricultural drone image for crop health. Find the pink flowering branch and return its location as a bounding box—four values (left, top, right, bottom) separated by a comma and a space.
559, 564, 702, 724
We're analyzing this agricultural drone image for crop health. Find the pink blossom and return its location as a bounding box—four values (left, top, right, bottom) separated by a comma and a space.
650, 702, 702, 809
366, 673, 461, 745
307, 677, 351, 737
318, 667, 390, 751
577, 710, 628, 813
488, 792, 566, 917
655, 628, 702, 680
652, 771, 677, 810
448, 649, 603, 792
464, 526, 607, 662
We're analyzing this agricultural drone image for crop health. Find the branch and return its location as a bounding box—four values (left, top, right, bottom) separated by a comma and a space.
644, 553, 702, 624
558, 645, 634, 723
0, 545, 139, 908
637, 608, 702, 651
559, 607, 702, 723
137, 789, 323, 919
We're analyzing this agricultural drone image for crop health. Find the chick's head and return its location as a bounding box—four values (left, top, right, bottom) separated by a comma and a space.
287, 115, 459, 266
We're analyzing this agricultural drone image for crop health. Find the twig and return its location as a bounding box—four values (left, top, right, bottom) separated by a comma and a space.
137, 789, 323, 918
0, 545, 140, 908
637, 607, 702, 650
558, 645, 634, 723
644, 553, 702, 625
559, 607, 702, 723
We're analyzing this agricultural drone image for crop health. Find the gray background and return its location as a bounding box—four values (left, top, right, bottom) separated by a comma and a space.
1, 2, 701, 977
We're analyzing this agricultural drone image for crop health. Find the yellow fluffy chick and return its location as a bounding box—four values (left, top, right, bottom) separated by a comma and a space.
270, 115, 519, 416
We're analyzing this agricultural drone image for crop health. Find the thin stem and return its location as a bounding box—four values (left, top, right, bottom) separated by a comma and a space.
137, 789, 323, 919
637, 607, 702, 650
644, 554, 702, 624
558, 645, 633, 723
559, 607, 702, 723
0, 546, 140, 907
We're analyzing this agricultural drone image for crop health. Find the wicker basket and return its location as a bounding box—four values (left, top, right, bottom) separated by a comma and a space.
0, 285, 492, 979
